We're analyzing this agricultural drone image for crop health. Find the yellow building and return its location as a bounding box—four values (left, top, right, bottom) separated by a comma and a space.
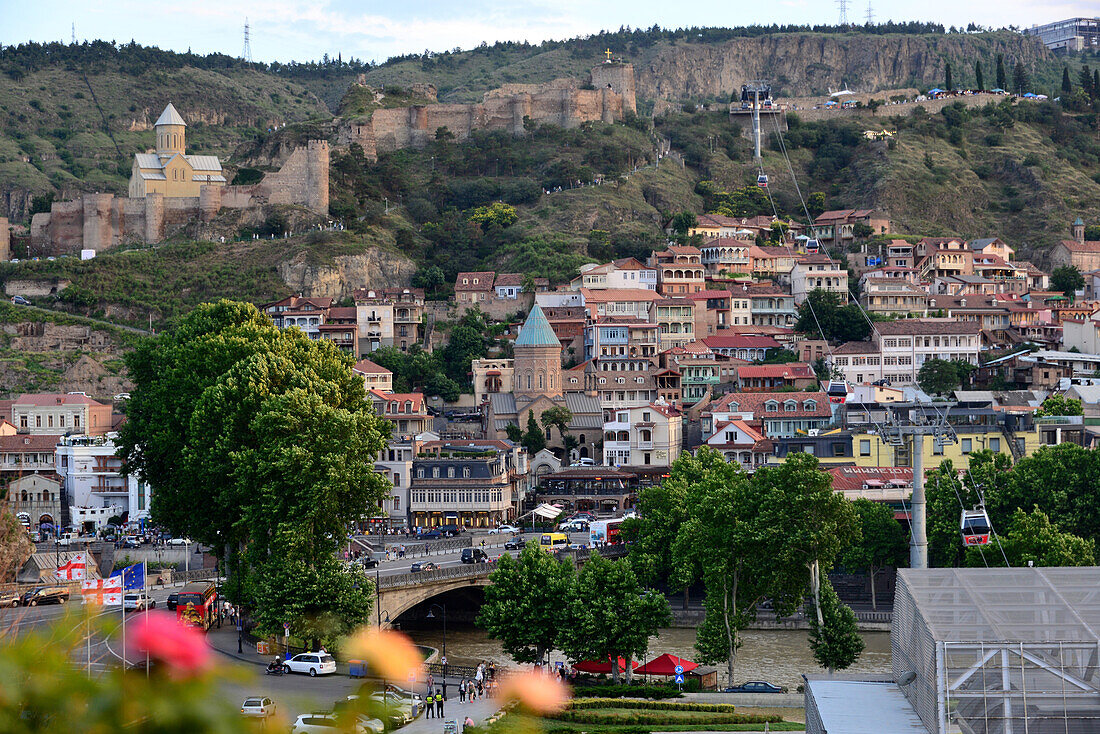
847, 429, 1041, 469
128, 103, 226, 198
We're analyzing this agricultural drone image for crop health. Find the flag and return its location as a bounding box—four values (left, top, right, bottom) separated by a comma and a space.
57, 552, 87, 581
81, 577, 122, 606
110, 562, 146, 591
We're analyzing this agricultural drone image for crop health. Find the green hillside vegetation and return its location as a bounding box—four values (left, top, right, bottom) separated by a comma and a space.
337, 84, 438, 118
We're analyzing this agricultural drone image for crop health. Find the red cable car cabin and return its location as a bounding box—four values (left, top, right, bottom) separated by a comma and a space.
176, 581, 217, 630
960, 509, 992, 547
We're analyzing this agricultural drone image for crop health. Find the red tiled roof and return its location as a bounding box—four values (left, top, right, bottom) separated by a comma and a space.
828, 466, 913, 492
353, 359, 391, 375
737, 362, 815, 379
580, 288, 662, 303
1058, 239, 1100, 254
612, 257, 651, 270
14, 393, 106, 407
494, 273, 524, 287
0, 434, 63, 451
326, 307, 358, 320
711, 391, 832, 418
686, 290, 734, 301
875, 319, 982, 336
455, 272, 496, 291
663, 244, 703, 255
369, 390, 424, 411
833, 340, 879, 354
814, 209, 876, 223
702, 334, 781, 350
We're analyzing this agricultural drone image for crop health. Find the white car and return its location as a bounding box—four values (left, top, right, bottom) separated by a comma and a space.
240, 697, 276, 718
570, 458, 596, 466
488, 524, 520, 535
166, 537, 191, 546
367, 691, 421, 721
285, 652, 337, 677
291, 714, 369, 734
123, 592, 155, 611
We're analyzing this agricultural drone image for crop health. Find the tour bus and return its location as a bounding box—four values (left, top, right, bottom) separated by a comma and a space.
589, 518, 625, 546
539, 532, 569, 553
176, 581, 217, 630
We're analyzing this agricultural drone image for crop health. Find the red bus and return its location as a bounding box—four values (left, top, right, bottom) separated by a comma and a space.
176, 581, 217, 630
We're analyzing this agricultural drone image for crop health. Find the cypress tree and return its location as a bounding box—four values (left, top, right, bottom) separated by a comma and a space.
1094, 70, 1099, 98
1013, 62, 1028, 95
996, 54, 1006, 90
1080, 65, 1093, 96
1062, 66, 1072, 94
975, 61, 984, 91
945, 62, 953, 91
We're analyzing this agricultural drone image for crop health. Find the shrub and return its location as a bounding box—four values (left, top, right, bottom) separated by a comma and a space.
567, 699, 737, 712
571, 683, 682, 699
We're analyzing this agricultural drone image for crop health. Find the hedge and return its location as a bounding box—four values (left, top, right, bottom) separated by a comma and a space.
573, 683, 682, 699
551, 711, 782, 725
568, 699, 738, 713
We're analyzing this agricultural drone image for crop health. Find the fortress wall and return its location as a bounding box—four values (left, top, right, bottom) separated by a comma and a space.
591, 63, 636, 114
82, 194, 113, 252
144, 194, 164, 244
199, 185, 222, 222
0, 217, 9, 261
220, 186, 256, 209
255, 140, 330, 215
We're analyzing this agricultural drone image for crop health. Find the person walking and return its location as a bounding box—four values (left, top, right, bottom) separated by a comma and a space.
459, 678, 466, 703
436, 688, 444, 718
467, 679, 476, 702
426, 691, 435, 719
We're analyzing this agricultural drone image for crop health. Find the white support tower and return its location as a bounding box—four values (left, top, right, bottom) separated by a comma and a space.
837, 0, 850, 25
242, 18, 253, 63
878, 402, 957, 569
743, 80, 770, 162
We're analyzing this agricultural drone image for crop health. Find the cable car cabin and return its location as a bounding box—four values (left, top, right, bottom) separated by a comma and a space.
961, 509, 992, 547
826, 380, 848, 404
756, 174, 769, 188
806, 239, 820, 254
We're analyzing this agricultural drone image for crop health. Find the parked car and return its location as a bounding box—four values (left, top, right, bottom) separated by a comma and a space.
364, 691, 420, 722
10, 295, 30, 306
332, 699, 387, 732
503, 539, 523, 551
0, 590, 21, 607
166, 537, 192, 546
439, 524, 463, 537
723, 681, 788, 694
569, 458, 597, 466
461, 548, 488, 564
284, 652, 337, 677
123, 592, 156, 611
559, 520, 589, 532
119, 537, 141, 549
409, 562, 438, 573
22, 587, 70, 606
290, 713, 368, 734
240, 697, 277, 718
113, 393, 131, 401
166, 593, 178, 611
488, 524, 519, 535
418, 529, 442, 539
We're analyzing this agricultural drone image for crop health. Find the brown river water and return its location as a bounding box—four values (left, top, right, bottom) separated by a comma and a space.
407, 625, 892, 690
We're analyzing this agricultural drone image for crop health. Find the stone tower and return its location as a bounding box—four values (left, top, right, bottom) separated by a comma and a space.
1073, 217, 1086, 244
154, 103, 186, 161
0, 217, 9, 261
513, 303, 562, 399
591, 61, 637, 114
306, 140, 330, 215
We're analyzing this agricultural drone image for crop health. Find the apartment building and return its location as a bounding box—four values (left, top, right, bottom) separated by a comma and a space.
792, 254, 849, 304
11, 393, 112, 436
571, 258, 657, 290
56, 434, 151, 527
603, 402, 682, 468
584, 317, 659, 362
830, 319, 982, 385
747, 285, 798, 327
408, 440, 528, 528
813, 209, 890, 244
261, 295, 334, 340
579, 288, 660, 321
655, 298, 696, 351
368, 390, 433, 438
652, 245, 705, 296
706, 391, 834, 439
862, 280, 929, 316
700, 237, 753, 277
353, 287, 426, 354
353, 358, 394, 393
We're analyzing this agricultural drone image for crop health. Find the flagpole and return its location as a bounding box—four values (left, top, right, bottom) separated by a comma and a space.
143, 564, 149, 678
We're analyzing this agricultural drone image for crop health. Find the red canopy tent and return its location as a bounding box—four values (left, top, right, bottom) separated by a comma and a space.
572, 657, 639, 674
635, 653, 698, 676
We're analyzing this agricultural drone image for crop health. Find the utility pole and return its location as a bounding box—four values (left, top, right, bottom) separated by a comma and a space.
744, 81, 770, 163
878, 402, 957, 569
242, 18, 253, 63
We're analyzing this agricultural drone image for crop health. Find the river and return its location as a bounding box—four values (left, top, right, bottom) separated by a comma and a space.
407, 625, 892, 690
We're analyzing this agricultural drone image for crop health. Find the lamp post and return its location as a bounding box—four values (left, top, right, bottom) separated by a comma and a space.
426, 603, 447, 699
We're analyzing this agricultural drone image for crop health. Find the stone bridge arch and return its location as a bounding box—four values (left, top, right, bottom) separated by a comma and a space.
377, 571, 491, 628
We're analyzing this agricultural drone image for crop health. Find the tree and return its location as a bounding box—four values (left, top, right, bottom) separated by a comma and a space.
807, 192, 827, 219
118, 301, 390, 640
1036, 394, 1082, 417
927, 460, 977, 568
1080, 65, 1093, 97
918, 358, 964, 396
1012, 62, 1028, 95
975, 60, 984, 91
669, 211, 697, 236
411, 266, 446, 297
1062, 66, 1073, 94
504, 423, 523, 443
468, 202, 517, 229
560, 554, 670, 683
1051, 265, 1084, 298
477, 543, 575, 664
969, 507, 1095, 567
995, 54, 1006, 90
540, 406, 573, 444
945, 62, 953, 91
839, 499, 907, 610
522, 411, 546, 454
852, 222, 874, 239
795, 289, 871, 343
807, 578, 864, 672
992, 444, 1100, 545
0, 503, 33, 583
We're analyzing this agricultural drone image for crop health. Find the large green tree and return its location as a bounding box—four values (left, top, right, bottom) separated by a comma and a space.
795, 289, 870, 343
118, 300, 391, 640
991, 444, 1100, 545
918, 358, 967, 396
807, 578, 864, 673
540, 406, 573, 443
839, 499, 907, 610
968, 507, 1095, 568
561, 553, 670, 684
1036, 394, 1082, 417
1051, 265, 1085, 299
477, 542, 576, 664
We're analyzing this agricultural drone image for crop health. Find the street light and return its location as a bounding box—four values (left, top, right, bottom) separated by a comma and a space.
426, 603, 447, 699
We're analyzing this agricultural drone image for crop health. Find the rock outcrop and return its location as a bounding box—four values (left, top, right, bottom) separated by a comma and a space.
277, 248, 417, 301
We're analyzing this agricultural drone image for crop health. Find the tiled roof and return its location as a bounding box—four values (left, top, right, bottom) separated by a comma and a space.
828, 466, 913, 492
14, 393, 106, 407
815, 209, 876, 223
327, 307, 358, 320
580, 288, 662, 303
702, 334, 781, 350
694, 214, 742, 228
611, 257, 651, 270
709, 418, 765, 444
0, 434, 63, 451
455, 272, 496, 291
686, 290, 734, 301
494, 273, 524, 287
712, 391, 832, 418
737, 362, 815, 379
665, 244, 702, 255
369, 390, 425, 412
515, 304, 561, 348
353, 359, 391, 375
1058, 239, 1100, 254
875, 319, 982, 336
833, 340, 880, 354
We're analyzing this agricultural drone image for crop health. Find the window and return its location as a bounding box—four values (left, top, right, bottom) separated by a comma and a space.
859, 439, 871, 456
989, 437, 1000, 453
961, 438, 972, 454
803, 400, 817, 411
832, 443, 846, 457
417, 468, 424, 478
784, 400, 797, 412
765, 401, 779, 412
447, 467, 455, 478
432, 467, 440, 478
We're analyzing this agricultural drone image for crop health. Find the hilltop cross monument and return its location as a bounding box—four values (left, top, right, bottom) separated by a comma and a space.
605, 48, 613, 61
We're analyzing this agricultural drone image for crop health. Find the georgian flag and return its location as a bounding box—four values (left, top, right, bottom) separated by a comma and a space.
81, 577, 122, 606
56, 552, 87, 581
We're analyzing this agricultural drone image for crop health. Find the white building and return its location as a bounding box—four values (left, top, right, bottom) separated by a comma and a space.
791, 254, 849, 304
55, 434, 150, 528
571, 258, 657, 291
830, 320, 982, 386
602, 402, 682, 468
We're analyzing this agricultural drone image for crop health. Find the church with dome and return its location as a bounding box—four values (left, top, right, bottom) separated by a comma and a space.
483, 304, 603, 461
128, 103, 227, 199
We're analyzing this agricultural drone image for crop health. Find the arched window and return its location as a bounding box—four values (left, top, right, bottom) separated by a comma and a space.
417, 468, 424, 478
20, 491, 28, 502
579, 434, 586, 444
447, 467, 455, 478
432, 467, 440, 478
463, 467, 470, 478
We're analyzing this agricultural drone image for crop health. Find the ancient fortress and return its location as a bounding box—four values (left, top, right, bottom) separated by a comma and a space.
31, 105, 329, 254
339, 62, 637, 159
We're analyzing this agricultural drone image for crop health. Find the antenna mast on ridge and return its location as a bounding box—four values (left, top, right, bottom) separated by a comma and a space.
242, 18, 253, 63
71, 23, 76, 45
837, 0, 850, 25
865, 0, 874, 24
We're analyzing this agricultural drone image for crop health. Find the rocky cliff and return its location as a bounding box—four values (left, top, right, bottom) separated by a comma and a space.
637, 33, 1054, 99
278, 248, 417, 301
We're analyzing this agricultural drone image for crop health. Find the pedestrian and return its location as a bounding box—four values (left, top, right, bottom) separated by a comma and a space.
468, 679, 476, 701
436, 688, 444, 717
426, 691, 434, 718
464, 715, 474, 728
459, 678, 466, 703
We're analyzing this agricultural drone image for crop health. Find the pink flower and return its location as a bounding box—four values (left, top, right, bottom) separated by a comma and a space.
125, 610, 213, 676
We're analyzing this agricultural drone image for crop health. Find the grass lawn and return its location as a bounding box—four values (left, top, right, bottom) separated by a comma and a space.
474, 711, 805, 733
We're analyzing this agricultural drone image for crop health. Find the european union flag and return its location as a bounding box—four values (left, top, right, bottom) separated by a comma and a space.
110, 562, 145, 590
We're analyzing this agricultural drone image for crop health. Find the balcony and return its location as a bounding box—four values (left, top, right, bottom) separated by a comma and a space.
635, 441, 654, 450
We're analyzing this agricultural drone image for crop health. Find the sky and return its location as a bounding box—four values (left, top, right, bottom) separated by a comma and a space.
2, 1, 1096, 65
